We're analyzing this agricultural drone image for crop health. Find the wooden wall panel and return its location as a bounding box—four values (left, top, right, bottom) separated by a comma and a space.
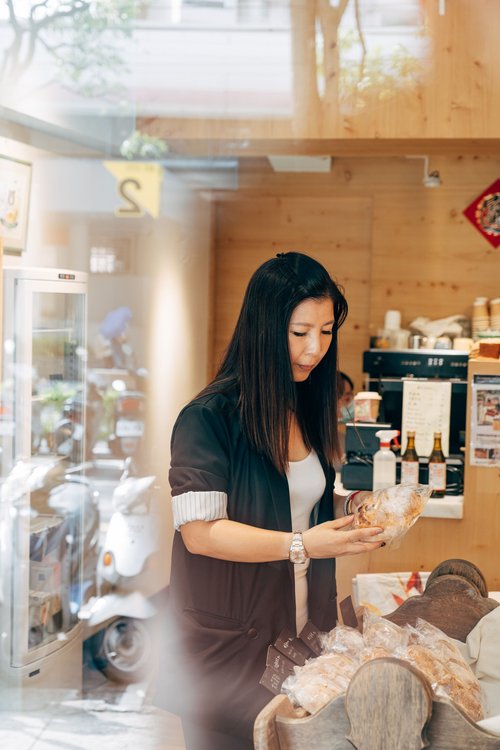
213, 153, 500, 391
141, 1, 500, 144
212, 153, 500, 591
213, 195, 373, 384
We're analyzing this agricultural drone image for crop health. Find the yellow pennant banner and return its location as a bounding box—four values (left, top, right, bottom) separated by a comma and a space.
104, 161, 164, 218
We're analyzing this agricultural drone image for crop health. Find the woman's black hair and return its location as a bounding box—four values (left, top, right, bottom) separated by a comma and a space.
201, 252, 348, 473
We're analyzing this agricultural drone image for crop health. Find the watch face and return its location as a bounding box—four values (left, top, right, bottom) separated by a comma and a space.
289, 533, 306, 564
290, 547, 306, 564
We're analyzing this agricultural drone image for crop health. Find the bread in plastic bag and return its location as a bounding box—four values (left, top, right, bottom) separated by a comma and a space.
361, 609, 411, 651
361, 612, 485, 722
282, 612, 485, 722
352, 483, 432, 548
282, 652, 359, 715
404, 618, 484, 722
319, 624, 364, 655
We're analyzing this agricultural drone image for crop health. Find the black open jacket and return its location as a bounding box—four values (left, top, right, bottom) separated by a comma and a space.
157, 387, 338, 740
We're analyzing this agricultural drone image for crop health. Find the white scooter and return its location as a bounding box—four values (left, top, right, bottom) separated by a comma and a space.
79, 465, 162, 684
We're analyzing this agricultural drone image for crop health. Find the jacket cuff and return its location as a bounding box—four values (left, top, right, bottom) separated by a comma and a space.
172, 490, 228, 530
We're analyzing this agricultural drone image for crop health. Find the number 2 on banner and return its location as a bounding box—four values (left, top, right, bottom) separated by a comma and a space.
116, 178, 144, 217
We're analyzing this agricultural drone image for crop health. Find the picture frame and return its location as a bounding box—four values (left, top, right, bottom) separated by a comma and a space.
0, 155, 32, 253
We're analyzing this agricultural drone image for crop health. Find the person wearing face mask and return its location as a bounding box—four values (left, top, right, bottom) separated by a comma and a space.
334, 370, 355, 473
154, 252, 384, 750
338, 371, 355, 423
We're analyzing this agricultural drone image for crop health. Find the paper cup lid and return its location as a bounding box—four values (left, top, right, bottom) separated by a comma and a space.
354, 391, 381, 400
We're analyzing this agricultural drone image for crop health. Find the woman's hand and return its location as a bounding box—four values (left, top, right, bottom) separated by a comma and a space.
302, 514, 384, 559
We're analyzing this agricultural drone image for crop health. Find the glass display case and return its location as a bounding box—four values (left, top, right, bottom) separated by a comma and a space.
0, 267, 87, 692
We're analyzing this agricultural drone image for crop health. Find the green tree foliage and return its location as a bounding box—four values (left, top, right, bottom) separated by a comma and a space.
1, 0, 147, 97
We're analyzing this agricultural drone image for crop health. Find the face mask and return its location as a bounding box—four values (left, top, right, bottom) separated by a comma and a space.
339, 403, 354, 423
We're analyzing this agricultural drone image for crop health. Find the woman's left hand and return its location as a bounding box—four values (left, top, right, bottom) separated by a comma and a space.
302, 514, 384, 559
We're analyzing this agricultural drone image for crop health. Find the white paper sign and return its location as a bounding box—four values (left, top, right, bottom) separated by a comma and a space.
401, 379, 452, 457
469, 375, 500, 466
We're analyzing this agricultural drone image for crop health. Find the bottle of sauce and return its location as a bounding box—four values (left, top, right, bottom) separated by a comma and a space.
373, 429, 399, 491
428, 431, 446, 498
401, 430, 419, 485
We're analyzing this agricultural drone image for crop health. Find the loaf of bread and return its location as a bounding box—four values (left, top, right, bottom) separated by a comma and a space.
282, 613, 485, 722
406, 618, 485, 722
282, 652, 359, 714
352, 484, 432, 547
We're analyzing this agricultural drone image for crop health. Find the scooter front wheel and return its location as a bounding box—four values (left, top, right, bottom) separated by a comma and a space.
90, 616, 153, 684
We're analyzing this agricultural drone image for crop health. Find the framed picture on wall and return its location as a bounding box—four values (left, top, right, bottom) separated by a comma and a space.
0, 155, 32, 253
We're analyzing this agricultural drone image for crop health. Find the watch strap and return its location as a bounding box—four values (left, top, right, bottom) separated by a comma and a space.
289, 530, 307, 563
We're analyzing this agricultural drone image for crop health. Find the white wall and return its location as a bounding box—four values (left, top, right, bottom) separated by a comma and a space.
141, 177, 213, 584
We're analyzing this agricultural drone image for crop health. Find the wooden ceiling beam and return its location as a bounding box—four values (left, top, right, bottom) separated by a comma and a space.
136, 121, 500, 159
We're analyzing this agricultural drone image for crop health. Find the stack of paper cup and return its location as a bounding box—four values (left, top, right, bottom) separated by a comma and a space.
490, 298, 500, 331
384, 310, 402, 331
472, 297, 490, 339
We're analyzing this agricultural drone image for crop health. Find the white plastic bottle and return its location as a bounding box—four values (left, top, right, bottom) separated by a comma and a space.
372, 430, 400, 491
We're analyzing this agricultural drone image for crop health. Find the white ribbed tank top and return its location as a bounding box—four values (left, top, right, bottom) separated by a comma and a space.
286, 451, 326, 634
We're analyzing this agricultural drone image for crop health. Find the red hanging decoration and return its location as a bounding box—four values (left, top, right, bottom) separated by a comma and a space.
463, 178, 500, 248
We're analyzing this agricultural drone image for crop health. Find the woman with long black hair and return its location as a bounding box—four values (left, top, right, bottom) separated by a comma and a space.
158, 252, 383, 749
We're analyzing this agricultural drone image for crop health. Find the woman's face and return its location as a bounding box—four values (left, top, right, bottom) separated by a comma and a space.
288, 297, 334, 382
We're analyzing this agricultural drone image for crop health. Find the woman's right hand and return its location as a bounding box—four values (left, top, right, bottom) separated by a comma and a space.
302, 515, 384, 559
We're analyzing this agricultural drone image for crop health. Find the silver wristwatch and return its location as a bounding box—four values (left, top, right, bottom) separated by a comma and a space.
289, 531, 307, 564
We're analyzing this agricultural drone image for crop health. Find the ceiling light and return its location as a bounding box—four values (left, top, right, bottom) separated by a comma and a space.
423, 170, 442, 188
267, 156, 331, 173
406, 155, 442, 188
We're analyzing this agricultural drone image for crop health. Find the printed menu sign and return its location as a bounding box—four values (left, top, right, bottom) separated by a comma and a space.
401, 379, 452, 457
470, 375, 500, 466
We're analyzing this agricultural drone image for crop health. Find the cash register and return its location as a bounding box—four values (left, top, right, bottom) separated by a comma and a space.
341, 349, 468, 492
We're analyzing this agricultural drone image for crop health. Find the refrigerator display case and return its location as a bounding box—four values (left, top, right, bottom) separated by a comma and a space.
0, 267, 87, 695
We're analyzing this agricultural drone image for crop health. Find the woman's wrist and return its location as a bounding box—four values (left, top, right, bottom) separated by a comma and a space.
283, 531, 293, 560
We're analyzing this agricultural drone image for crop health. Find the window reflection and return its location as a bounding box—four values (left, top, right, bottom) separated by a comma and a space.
0, 0, 429, 132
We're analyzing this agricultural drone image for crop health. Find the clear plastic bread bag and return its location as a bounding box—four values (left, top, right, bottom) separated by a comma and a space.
359, 610, 411, 663
282, 652, 360, 715
404, 618, 485, 722
352, 483, 432, 548
319, 624, 364, 656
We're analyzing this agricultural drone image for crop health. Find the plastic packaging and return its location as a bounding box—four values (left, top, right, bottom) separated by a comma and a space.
372, 429, 399, 491
281, 612, 485, 722
281, 652, 359, 714
405, 618, 484, 722
352, 483, 432, 548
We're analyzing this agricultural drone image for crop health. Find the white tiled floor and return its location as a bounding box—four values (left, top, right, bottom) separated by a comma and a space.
0, 651, 186, 750
0, 702, 185, 750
